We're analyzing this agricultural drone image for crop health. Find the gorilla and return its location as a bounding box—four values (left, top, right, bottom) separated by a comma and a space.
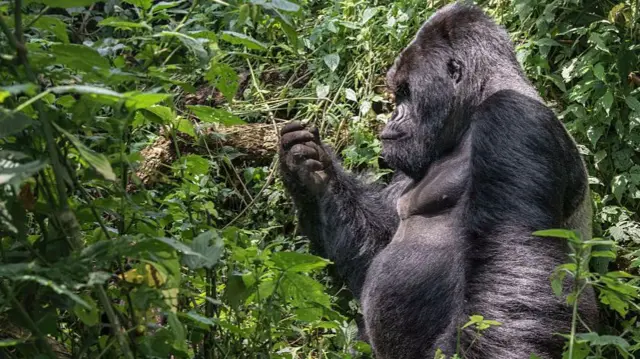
278, 3, 599, 358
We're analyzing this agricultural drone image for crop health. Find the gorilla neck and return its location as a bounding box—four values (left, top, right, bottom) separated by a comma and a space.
482, 70, 542, 103
397, 134, 471, 219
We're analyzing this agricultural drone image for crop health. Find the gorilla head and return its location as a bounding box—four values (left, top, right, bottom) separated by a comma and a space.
381, 4, 533, 179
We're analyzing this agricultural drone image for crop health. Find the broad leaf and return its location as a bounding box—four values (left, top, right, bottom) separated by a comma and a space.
182, 230, 224, 270
30, 15, 70, 43
53, 123, 116, 181
271, 0, 300, 12
205, 64, 239, 101
0, 158, 47, 186
220, 31, 267, 51
50, 44, 110, 72
0, 110, 35, 138
122, 0, 152, 9
270, 252, 329, 272
187, 105, 245, 126
323, 53, 340, 72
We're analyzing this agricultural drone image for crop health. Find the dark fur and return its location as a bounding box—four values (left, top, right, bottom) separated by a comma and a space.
279, 3, 598, 358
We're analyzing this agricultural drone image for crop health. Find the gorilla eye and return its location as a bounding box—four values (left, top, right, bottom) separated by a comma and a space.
447, 59, 463, 83
395, 82, 411, 102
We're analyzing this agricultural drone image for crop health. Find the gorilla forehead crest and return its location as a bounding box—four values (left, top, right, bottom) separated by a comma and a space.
387, 2, 513, 91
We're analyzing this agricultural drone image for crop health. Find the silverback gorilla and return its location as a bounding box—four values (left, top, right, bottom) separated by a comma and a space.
278, 3, 599, 358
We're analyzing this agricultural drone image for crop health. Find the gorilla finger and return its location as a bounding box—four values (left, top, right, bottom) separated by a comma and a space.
303, 159, 324, 172
281, 131, 315, 149
290, 143, 319, 161
281, 121, 305, 136
309, 126, 321, 144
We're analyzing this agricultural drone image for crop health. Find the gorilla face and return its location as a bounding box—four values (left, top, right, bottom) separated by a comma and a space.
380, 34, 464, 180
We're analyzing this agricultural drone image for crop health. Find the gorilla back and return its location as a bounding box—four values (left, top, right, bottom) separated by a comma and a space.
278, 3, 599, 359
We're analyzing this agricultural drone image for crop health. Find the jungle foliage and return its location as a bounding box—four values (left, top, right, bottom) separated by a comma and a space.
0, 0, 638, 358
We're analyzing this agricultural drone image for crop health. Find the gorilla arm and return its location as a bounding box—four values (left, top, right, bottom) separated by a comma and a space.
279, 122, 410, 298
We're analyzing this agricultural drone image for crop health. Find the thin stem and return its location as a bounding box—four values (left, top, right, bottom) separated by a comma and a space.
568, 245, 582, 359
94, 285, 134, 359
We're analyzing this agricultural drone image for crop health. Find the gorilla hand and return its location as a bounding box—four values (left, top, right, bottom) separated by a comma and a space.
279, 121, 333, 195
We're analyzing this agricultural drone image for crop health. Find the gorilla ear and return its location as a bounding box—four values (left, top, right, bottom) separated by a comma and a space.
447, 59, 463, 84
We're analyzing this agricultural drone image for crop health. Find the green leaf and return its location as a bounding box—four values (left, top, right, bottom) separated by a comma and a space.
323, 53, 340, 72
270, 252, 330, 272
602, 90, 614, 115
611, 174, 628, 202
152, 1, 186, 13
625, 96, 640, 113
362, 7, 378, 24
280, 272, 331, 307
16, 275, 91, 309
0, 110, 35, 138
220, 31, 267, 51
575, 332, 630, 349
187, 105, 245, 126
50, 44, 110, 72
532, 229, 579, 241
205, 64, 239, 102
122, 0, 152, 9
593, 63, 606, 81
599, 288, 628, 316
345, 88, 357, 102
225, 274, 249, 308
142, 106, 175, 124
183, 311, 216, 327
124, 92, 172, 110
0, 338, 28, 347
0, 158, 47, 186
271, 0, 300, 12
99, 17, 152, 30
182, 231, 224, 270
155, 32, 208, 61
316, 84, 330, 99
73, 295, 99, 326
588, 32, 610, 53
174, 117, 196, 137
154, 237, 209, 260
28, 0, 101, 6
30, 15, 70, 43
52, 123, 116, 181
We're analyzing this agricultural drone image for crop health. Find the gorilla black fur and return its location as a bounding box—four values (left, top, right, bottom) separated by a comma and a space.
278, 3, 599, 358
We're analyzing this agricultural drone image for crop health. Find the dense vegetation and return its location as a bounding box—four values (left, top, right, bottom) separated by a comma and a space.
0, 0, 638, 358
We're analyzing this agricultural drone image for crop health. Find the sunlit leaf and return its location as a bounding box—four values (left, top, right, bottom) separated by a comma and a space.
271, 0, 300, 12
271, 252, 330, 272
123, 0, 152, 9
182, 230, 224, 270
187, 105, 245, 126
323, 53, 340, 72
205, 63, 239, 101
99, 17, 152, 30
362, 7, 378, 23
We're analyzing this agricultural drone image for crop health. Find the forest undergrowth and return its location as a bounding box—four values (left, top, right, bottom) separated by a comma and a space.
0, 0, 639, 358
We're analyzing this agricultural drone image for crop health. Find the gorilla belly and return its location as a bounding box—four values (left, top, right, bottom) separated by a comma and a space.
361, 215, 466, 359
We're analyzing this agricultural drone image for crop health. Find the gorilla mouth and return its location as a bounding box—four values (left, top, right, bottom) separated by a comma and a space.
380, 132, 407, 141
